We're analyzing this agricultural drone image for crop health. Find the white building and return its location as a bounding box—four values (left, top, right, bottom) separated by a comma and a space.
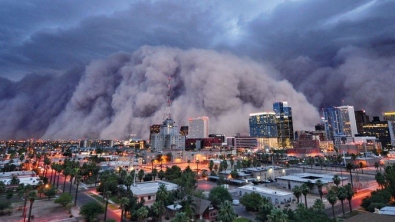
151, 118, 185, 152
127, 181, 178, 205
235, 185, 293, 205
337, 106, 358, 137
188, 116, 209, 138
276, 173, 347, 194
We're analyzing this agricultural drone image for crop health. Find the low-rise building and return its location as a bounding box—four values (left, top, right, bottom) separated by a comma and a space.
235, 185, 293, 205
128, 181, 178, 205
276, 173, 347, 194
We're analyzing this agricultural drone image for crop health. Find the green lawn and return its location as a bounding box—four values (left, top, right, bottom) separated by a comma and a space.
233, 218, 251, 222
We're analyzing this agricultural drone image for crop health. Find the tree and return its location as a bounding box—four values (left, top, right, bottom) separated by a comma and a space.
332, 175, 341, 187
217, 200, 237, 222
136, 206, 149, 222
124, 175, 134, 193
208, 186, 232, 207
292, 186, 302, 203
151, 200, 165, 222
337, 186, 347, 217
230, 170, 239, 179
375, 162, 380, 172
345, 183, 355, 213
44, 186, 57, 200
156, 184, 169, 203
80, 201, 104, 222
158, 170, 165, 180
327, 188, 338, 220
375, 172, 386, 189
27, 191, 37, 222
208, 160, 214, 172
267, 208, 289, 222
346, 163, 354, 188
0, 181, 5, 193
240, 192, 263, 211
152, 168, 158, 181
230, 158, 235, 170
62, 166, 71, 193
301, 183, 309, 208
119, 197, 129, 221
103, 191, 111, 222
316, 180, 324, 200
55, 193, 73, 207
138, 169, 145, 182
171, 211, 189, 222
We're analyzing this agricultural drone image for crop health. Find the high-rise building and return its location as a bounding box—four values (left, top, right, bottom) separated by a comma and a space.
383, 111, 395, 146
337, 106, 358, 137
249, 112, 277, 137
273, 101, 294, 148
362, 116, 394, 148
150, 77, 185, 152
323, 107, 342, 140
355, 110, 370, 135
150, 119, 185, 152
188, 116, 209, 138
323, 105, 358, 140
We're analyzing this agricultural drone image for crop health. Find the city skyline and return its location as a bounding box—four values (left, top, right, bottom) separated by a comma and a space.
0, 0, 394, 140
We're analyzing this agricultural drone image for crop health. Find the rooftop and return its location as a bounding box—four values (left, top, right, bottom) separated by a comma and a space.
237, 185, 292, 197
277, 173, 346, 184
129, 181, 178, 196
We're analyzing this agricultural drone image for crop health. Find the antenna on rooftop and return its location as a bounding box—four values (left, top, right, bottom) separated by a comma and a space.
164, 76, 171, 120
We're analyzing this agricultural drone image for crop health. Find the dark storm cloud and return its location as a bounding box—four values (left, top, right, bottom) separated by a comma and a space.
0, 0, 394, 139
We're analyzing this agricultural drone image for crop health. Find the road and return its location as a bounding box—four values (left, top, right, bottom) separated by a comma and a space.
54, 170, 121, 221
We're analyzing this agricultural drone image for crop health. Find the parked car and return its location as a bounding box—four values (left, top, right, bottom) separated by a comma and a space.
232, 199, 240, 206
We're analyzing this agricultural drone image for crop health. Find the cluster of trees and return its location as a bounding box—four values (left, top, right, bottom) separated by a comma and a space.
239, 189, 332, 222
362, 164, 395, 212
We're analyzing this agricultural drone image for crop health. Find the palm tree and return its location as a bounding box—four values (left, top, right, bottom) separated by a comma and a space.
103, 191, 111, 222
55, 164, 62, 188
119, 197, 129, 221
327, 188, 338, 220
156, 184, 169, 202
316, 180, 324, 200
345, 183, 355, 213
136, 206, 149, 222
217, 200, 236, 222
62, 166, 71, 193
375, 172, 386, 189
151, 201, 165, 222
346, 163, 354, 188
27, 191, 37, 222
74, 174, 81, 206
172, 211, 188, 222
124, 175, 133, 193
230, 158, 235, 170
332, 175, 341, 187
267, 208, 289, 222
337, 186, 347, 217
292, 186, 302, 203
152, 168, 158, 181
301, 183, 309, 208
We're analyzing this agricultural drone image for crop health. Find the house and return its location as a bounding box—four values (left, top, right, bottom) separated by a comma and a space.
190, 196, 218, 221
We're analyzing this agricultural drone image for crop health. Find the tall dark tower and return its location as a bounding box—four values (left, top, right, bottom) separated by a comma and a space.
355, 110, 370, 135
273, 101, 294, 149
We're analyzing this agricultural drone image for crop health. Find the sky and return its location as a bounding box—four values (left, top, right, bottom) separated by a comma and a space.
0, 0, 394, 140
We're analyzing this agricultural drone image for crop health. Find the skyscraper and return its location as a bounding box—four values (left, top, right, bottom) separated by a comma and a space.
273, 101, 294, 148
383, 111, 395, 146
150, 77, 185, 152
362, 116, 393, 148
323, 105, 358, 141
355, 110, 370, 135
337, 106, 358, 137
188, 116, 209, 138
323, 107, 342, 140
249, 112, 277, 137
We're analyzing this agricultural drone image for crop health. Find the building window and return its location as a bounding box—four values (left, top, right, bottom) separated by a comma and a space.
148, 196, 151, 200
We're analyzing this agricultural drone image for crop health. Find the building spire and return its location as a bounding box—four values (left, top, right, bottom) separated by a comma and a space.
164, 76, 171, 120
